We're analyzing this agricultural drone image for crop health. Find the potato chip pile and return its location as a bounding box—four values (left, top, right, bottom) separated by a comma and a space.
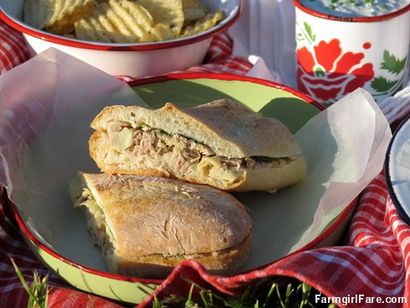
23, 0, 225, 43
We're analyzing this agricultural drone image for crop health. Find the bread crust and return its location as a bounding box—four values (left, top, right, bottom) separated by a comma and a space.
79, 173, 252, 277
90, 99, 301, 158
234, 156, 307, 192
113, 235, 252, 278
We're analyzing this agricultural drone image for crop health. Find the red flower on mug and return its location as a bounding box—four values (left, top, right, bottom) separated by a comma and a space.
296, 39, 374, 102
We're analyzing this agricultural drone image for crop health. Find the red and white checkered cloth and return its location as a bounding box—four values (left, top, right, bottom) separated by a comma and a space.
0, 21, 409, 308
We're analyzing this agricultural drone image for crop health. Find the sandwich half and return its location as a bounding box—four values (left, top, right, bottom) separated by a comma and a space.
89, 98, 307, 191
72, 172, 252, 277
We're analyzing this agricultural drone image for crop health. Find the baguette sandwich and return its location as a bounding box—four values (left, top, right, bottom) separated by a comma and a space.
72, 172, 252, 277
89, 98, 307, 192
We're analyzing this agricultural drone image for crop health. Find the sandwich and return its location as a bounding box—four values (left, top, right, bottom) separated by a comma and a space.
72, 172, 252, 277
89, 98, 307, 192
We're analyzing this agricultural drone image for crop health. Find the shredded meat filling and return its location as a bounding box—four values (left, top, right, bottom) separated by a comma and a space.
110, 125, 293, 170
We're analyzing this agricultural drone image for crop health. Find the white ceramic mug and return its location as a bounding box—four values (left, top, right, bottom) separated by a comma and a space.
294, 0, 410, 104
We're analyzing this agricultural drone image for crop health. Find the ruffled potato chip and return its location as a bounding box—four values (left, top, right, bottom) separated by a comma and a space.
74, 0, 177, 43
24, 0, 225, 42
182, 0, 209, 24
149, 23, 176, 41
137, 0, 184, 34
182, 10, 224, 37
75, 0, 151, 43
24, 0, 94, 34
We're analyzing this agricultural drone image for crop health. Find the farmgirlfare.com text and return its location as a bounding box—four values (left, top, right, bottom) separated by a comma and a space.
315, 293, 407, 306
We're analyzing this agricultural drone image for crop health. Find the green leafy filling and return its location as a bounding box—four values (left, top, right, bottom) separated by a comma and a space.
140, 124, 285, 164
140, 123, 202, 145
71, 180, 116, 244
251, 156, 291, 163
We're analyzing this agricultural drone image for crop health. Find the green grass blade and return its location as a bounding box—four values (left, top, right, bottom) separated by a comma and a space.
261, 282, 276, 308
11, 258, 49, 308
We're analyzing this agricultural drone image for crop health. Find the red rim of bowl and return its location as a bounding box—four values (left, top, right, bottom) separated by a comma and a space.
8, 72, 357, 286
128, 72, 322, 110
293, 0, 410, 23
0, 0, 243, 51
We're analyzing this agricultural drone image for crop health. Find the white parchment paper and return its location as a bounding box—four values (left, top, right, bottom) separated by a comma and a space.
0, 49, 146, 199
292, 89, 392, 249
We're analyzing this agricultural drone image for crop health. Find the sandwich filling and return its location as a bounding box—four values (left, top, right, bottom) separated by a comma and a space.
71, 183, 116, 264
101, 123, 297, 187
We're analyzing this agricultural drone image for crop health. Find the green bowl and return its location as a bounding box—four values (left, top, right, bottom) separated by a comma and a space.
10, 73, 356, 304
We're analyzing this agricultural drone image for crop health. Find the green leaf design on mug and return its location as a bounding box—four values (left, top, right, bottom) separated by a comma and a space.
371, 51, 407, 96
371, 77, 398, 92
381, 51, 407, 75
304, 22, 316, 42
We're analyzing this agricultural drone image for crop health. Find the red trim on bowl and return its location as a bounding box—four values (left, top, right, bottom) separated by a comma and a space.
209, 197, 359, 288
7, 196, 162, 285
0, 0, 242, 51
293, 0, 410, 23
8, 191, 358, 284
285, 197, 357, 255
128, 72, 324, 110
8, 73, 358, 286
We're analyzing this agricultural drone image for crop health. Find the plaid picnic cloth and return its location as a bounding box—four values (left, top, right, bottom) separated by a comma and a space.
0, 21, 409, 308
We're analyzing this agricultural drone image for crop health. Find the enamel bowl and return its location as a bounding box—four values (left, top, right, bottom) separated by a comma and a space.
0, 0, 241, 77
385, 115, 410, 224
6, 73, 358, 304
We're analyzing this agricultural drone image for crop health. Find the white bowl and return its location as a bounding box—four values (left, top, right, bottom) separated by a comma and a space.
385, 116, 410, 225
0, 0, 241, 77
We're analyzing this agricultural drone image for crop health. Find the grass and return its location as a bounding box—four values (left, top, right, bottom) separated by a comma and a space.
12, 260, 335, 308
153, 277, 336, 308
11, 258, 48, 308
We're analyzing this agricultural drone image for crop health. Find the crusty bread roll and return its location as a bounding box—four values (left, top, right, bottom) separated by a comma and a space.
89, 98, 307, 191
72, 172, 252, 277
